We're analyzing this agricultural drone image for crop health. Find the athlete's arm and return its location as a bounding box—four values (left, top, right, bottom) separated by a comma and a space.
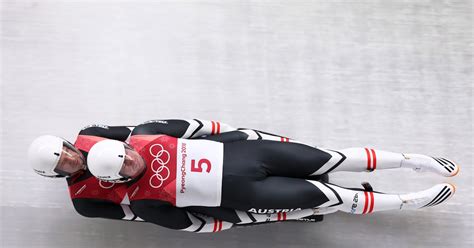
202, 128, 309, 145
78, 124, 134, 142
71, 198, 139, 221
66, 171, 142, 222
131, 119, 236, 139
187, 205, 317, 225
131, 200, 233, 233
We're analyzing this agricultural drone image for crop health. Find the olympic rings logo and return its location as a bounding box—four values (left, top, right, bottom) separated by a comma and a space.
149, 144, 171, 189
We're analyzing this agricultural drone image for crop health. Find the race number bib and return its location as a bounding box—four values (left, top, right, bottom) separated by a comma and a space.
176, 139, 224, 207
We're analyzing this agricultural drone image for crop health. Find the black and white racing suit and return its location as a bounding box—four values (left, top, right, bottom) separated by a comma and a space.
127, 119, 330, 232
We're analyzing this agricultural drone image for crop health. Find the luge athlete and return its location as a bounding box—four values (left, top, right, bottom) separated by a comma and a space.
87, 119, 459, 232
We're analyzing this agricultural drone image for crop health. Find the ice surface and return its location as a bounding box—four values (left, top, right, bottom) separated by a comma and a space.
1, 0, 472, 247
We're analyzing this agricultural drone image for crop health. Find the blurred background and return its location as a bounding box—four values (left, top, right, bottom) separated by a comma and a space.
1, 0, 472, 247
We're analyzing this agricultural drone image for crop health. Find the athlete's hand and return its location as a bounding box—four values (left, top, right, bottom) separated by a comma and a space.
312, 206, 339, 215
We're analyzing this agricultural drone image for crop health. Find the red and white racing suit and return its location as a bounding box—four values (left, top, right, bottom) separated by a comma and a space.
126, 119, 327, 232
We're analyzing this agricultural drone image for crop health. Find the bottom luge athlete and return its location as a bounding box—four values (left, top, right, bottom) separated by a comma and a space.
28, 119, 459, 233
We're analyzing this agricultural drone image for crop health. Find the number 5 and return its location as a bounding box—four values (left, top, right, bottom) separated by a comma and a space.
191, 159, 212, 173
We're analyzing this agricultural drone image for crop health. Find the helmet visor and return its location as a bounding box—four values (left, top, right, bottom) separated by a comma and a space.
53, 141, 85, 177
118, 146, 145, 180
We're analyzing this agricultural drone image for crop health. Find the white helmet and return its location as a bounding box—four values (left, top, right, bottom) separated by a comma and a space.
28, 135, 84, 177
88, 140, 127, 182
88, 139, 145, 183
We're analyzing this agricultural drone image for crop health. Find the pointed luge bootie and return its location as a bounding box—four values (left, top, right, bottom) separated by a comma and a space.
401, 154, 460, 177
399, 183, 456, 210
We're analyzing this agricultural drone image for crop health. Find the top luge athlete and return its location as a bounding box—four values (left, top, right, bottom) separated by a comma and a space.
27, 119, 326, 233
29, 119, 459, 233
